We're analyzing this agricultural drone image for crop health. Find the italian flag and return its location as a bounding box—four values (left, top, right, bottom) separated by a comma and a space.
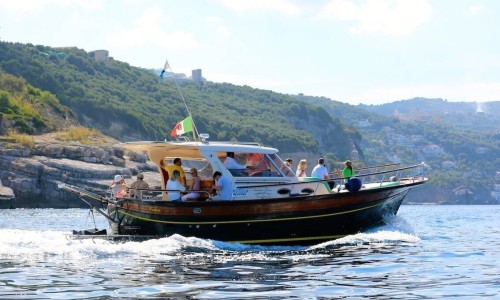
170, 116, 193, 137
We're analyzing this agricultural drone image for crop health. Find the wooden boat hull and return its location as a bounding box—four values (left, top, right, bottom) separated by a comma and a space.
107, 181, 420, 245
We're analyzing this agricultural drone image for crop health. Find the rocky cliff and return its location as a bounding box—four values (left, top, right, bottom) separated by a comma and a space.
0, 136, 160, 208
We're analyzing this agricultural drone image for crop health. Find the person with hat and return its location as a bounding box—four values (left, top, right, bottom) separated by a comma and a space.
110, 175, 128, 198
130, 173, 149, 199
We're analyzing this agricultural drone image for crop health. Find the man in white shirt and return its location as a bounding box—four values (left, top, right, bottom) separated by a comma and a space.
311, 158, 329, 180
224, 152, 246, 169
212, 171, 232, 200
311, 158, 336, 189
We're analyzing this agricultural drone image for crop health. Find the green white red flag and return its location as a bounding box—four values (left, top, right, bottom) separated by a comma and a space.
170, 116, 193, 137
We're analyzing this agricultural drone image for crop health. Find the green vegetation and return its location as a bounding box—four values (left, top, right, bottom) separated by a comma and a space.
0, 40, 498, 204
5, 131, 35, 148
0, 41, 357, 153
303, 95, 499, 203
54, 126, 109, 145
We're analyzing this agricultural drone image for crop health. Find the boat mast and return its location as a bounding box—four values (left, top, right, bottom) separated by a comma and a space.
162, 59, 199, 141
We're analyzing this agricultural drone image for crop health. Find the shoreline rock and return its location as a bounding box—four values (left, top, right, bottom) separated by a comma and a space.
0, 138, 160, 208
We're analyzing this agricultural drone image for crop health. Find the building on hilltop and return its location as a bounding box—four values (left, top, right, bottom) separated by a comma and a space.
94, 50, 109, 64
192, 69, 204, 82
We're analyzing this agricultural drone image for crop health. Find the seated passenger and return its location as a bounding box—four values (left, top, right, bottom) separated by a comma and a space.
181, 168, 201, 201
166, 170, 186, 201
296, 159, 308, 178
336, 160, 354, 180
212, 171, 232, 200
129, 173, 149, 199
110, 175, 127, 198
311, 158, 335, 189
224, 152, 246, 169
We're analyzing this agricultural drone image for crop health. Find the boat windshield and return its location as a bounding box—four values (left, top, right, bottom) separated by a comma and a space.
218, 152, 284, 177
268, 153, 295, 177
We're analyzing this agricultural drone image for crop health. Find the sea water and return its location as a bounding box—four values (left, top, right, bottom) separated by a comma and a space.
0, 206, 498, 299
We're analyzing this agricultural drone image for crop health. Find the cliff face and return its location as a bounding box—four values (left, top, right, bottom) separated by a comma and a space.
0, 138, 160, 208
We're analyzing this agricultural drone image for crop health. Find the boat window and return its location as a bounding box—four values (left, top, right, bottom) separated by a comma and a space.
269, 153, 295, 177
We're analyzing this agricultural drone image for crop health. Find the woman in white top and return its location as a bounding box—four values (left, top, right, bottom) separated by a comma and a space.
296, 159, 307, 178
166, 170, 186, 201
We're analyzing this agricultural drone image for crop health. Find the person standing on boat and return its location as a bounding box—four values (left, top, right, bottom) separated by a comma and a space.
164, 158, 187, 188
129, 173, 149, 199
285, 158, 293, 168
296, 159, 308, 178
181, 168, 201, 201
224, 152, 247, 169
212, 171, 232, 200
166, 170, 186, 201
110, 175, 127, 198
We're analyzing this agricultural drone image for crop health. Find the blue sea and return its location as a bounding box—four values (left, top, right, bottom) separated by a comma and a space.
0, 205, 498, 299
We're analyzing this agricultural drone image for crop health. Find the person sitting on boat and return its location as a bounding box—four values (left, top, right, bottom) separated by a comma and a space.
296, 159, 308, 178
110, 175, 127, 198
181, 168, 201, 201
224, 152, 247, 169
224, 152, 252, 176
335, 160, 361, 192
166, 170, 186, 201
212, 171, 232, 200
311, 158, 335, 189
285, 158, 293, 167
129, 173, 149, 199
336, 160, 354, 180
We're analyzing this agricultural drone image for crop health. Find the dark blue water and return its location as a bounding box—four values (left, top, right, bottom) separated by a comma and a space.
0, 206, 498, 299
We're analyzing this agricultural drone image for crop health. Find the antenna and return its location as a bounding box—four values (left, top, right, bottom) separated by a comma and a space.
162, 59, 200, 141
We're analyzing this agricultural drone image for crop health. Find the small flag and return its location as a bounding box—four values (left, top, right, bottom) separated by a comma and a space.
160, 59, 170, 79
170, 116, 193, 137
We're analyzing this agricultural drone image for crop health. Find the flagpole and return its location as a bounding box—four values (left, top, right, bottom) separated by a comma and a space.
162, 59, 199, 141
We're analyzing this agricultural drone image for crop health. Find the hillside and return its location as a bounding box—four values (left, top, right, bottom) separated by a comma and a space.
0, 41, 360, 161
360, 98, 500, 132
299, 95, 499, 204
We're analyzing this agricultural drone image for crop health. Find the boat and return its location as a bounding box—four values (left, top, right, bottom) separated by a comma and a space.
61, 135, 427, 245
61, 59, 426, 245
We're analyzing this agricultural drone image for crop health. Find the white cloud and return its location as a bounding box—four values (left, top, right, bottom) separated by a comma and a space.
217, 0, 301, 16
206, 16, 231, 38
107, 7, 199, 50
0, 0, 103, 11
468, 4, 483, 14
316, 0, 432, 35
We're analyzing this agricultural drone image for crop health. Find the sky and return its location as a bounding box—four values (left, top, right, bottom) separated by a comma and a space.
0, 0, 499, 105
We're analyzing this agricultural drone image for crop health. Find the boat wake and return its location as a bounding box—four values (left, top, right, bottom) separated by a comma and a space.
0, 215, 419, 260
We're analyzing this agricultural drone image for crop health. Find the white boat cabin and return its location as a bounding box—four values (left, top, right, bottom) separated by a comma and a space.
121, 140, 332, 201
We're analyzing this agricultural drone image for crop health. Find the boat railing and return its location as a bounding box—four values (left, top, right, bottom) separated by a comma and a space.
239, 163, 425, 196
123, 188, 213, 202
